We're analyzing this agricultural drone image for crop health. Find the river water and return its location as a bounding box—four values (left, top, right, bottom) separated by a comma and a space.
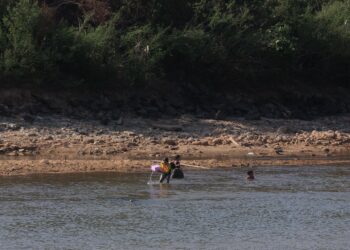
0, 166, 349, 250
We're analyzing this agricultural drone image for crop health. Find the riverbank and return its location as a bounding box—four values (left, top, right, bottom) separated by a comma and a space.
1, 114, 350, 175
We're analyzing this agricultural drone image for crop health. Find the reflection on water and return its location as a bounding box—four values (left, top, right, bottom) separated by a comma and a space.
0, 166, 350, 249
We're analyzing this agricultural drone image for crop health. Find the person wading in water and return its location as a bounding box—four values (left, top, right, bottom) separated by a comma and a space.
246, 170, 255, 180
159, 158, 172, 183
171, 155, 184, 179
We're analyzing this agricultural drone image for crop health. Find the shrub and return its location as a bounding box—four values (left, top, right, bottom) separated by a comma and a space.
0, 0, 53, 84
1, 0, 350, 90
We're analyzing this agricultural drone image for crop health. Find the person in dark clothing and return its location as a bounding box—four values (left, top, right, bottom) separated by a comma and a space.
171, 155, 184, 179
246, 170, 255, 180
159, 158, 172, 183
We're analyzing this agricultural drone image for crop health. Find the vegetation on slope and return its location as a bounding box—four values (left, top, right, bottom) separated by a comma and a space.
0, 0, 349, 95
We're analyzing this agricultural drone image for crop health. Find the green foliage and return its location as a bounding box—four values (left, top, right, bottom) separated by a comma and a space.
1, 0, 46, 82
0, 0, 350, 89
316, 0, 350, 54
58, 17, 121, 85
119, 25, 165, 85
151, 0, 195, 27
0, 25, 6, 51
312, 0, 350, 82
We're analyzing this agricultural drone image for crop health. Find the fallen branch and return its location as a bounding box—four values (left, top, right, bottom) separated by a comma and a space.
229, 136, 240, 146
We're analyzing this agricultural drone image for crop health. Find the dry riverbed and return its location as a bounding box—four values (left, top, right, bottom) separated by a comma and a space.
1, 114, 350, 175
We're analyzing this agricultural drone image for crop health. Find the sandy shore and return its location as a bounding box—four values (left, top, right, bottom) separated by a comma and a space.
1, 114, 350, 175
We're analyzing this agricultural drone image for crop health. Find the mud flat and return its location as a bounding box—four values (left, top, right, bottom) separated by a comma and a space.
1, 114, 350, 175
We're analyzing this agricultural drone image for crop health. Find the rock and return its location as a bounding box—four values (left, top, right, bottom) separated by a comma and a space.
8, 123, 20, 130
95, 130, 105, 136
0, 146, 12, 154
258, 135, 268, 143
84, 138, 95, 144
243, 132, 258, 141
44, 136, 54, 140
331, 141, 342, 146
322, 130, 336, 140
94, 139, 106, 145
78, 149, 87, 155
124, 131, 136, 137
27, 133, 38, 137
90, 147, 103, 155
186, 137, 195, 143
127, 142, 137, 147
191, 141, 200, 145
310, 130, 335, 140
162, 139, 177, 146
105, 148, 119, 155
150, 140, 159, 144
197, 140, 209, 146
212, 138, 223, 145
275, 135, 282, 142
40, 159, 49, 165
77, 129, 89, 136
282, 136, 289, 142
274, 147, 284, 155
149, 152, 161, 158
7, 151, 18, 156
0, 123, 20, 131
23, 145, 37, 151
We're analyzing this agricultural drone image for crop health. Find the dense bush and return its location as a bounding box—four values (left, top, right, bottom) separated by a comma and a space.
0, 0, 46, 83
0, 0, 349, 90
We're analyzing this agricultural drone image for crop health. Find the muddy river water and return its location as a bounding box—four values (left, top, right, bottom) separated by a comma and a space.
0, 166, 349, 249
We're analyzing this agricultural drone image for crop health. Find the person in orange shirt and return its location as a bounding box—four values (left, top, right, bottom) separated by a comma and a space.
159, 158, 172, 183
